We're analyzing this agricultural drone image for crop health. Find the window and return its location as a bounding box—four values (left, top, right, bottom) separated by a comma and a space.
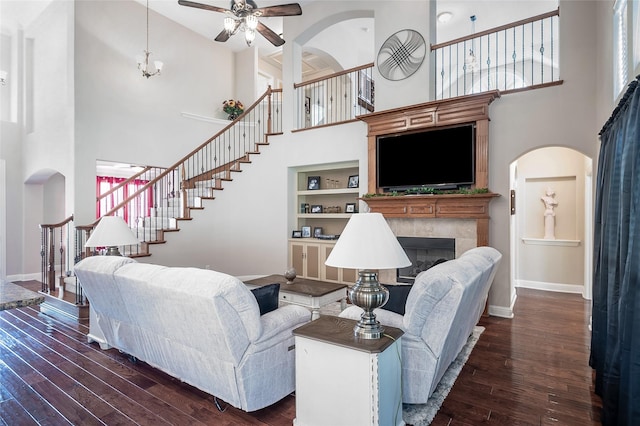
614, 0, 629, 98
634, 0, 640, 70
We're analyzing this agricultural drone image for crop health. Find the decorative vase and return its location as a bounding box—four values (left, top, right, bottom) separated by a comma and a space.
284, 267, 296, 284
228, 113, 237, 120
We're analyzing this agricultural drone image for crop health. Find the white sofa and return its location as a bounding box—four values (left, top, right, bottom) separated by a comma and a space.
339, 246, 502, 404
73, 256, 312, 412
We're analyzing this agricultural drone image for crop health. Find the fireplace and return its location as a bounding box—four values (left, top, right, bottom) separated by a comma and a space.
396, 237, 455, 283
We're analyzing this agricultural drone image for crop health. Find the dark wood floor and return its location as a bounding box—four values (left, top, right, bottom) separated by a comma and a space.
0, 283, 601, 425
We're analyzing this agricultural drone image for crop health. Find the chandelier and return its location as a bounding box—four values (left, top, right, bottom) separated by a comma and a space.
137, 0, 163, 78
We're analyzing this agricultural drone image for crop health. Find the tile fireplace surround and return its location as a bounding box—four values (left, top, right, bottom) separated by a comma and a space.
378, 217, 478, 284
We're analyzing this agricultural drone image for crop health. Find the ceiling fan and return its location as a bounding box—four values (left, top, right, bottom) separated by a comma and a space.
178, 0, 302, 47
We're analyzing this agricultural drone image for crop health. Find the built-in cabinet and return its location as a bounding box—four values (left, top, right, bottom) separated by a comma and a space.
289, 161, 359, 284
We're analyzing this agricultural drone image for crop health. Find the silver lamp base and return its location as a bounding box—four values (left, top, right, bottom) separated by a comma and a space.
348, 270, 389, 339
105, 246, 123, 256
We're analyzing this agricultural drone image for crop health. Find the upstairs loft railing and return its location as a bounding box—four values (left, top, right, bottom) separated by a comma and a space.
432, 8, 562, 100
78, 86, 283, 257
294, 63, 375, 130
40, 215, 85, 304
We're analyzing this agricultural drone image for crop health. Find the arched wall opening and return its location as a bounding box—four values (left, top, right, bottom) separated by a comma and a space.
509, 146, 593, 305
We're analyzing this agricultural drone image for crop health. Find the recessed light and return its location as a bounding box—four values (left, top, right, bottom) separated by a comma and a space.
437, 11, 453, 24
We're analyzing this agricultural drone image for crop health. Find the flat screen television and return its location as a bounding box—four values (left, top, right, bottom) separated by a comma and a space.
376, 124, 476, 191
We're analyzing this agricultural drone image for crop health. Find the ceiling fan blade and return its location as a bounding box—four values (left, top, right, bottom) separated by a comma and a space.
178, 0, 229, 14
256, 3, 302, 17
214, 28, 231, 42
257, 21, 285, 46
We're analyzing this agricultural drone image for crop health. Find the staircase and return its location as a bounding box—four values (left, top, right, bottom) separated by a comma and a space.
82, 87, 283, 258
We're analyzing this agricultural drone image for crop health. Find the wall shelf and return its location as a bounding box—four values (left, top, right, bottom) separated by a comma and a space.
522, 238, 581, 247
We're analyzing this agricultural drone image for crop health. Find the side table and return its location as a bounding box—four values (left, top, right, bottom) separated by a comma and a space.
293, 316, 404, 426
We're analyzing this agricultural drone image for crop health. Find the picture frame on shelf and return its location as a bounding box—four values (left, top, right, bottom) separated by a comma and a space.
345, 202, 357, 213
311, 205, 323, 213
301, 226, 312, 238
348, 175, 359, 188
313, 227, 323, 238
307, 176, 320, 190
292, 230, 302, 238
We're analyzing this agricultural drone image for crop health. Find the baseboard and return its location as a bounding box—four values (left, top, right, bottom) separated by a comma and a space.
488, 304, 514, 318
6, 272, 40, 282
517, 279, 584, 294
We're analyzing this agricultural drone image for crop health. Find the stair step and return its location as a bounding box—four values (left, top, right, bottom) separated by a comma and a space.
39, 291, 89, 321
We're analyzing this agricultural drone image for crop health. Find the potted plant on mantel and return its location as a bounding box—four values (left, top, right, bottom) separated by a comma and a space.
362, 187, 490, 198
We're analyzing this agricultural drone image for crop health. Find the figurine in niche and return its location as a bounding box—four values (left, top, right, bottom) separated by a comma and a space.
541, 187, 558, 239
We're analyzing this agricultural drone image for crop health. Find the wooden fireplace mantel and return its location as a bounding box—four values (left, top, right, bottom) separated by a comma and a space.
357, 91, 501, 247
360, 193, 500, 246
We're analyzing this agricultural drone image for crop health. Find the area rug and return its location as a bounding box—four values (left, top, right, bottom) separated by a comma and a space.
402, 326, 485, 425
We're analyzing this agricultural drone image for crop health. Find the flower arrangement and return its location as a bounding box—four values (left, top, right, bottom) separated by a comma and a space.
223, 99, 244, 119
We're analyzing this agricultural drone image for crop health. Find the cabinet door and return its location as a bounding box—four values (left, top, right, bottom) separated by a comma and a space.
290, 242, 305, 276
322, 245, 340, 282
305, 244, 321, 280
342, 267, 357, 283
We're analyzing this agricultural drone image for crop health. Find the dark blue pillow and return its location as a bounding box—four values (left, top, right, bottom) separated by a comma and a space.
382, 284, 412, 315
250, 283, 280, 315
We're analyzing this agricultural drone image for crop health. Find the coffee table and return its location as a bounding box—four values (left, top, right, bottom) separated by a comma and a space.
245, 275, 347, 320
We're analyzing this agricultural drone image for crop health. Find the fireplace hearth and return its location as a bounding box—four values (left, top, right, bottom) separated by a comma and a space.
396, 237, 455, 283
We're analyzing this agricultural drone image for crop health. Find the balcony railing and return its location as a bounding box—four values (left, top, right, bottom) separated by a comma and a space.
294, 63, 375, 130
432, 8, 561, 100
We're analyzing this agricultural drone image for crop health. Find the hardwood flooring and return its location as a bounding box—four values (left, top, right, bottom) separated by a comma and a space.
0, 284, 601, 425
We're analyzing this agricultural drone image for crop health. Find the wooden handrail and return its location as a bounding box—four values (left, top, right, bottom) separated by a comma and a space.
431, 8, 560, 51
294, 62, 375, 89
39, 214, 74, 229
85, 86, 281, 226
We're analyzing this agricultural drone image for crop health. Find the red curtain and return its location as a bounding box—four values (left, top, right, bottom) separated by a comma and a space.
96, 176, 153, 223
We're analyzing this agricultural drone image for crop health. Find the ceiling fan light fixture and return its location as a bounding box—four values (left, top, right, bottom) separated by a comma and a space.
245, 14, 258, 30
245, 28, 256, 46
224, 17, 236, 33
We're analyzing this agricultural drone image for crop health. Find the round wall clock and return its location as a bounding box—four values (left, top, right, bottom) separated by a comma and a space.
377, 29, 426, 81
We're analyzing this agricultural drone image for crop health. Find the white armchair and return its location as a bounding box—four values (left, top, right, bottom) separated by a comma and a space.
339, 246, 502, 404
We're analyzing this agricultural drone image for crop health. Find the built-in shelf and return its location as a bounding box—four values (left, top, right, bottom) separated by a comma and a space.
522, 238, 581, 247
297, 213, 354, 219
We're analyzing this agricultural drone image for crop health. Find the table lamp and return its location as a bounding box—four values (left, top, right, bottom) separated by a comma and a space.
325, 212, 410, 339
85, 216, 139, 256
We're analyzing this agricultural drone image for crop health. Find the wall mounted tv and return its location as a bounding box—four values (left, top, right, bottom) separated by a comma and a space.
376, 124, 476, 191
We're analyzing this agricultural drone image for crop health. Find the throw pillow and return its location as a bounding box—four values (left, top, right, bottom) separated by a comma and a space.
382, 284, 412, 315
250, 283, 280, 315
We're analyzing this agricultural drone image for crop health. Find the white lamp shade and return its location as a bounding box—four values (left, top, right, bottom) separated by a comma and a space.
85, 216, 139, 248
325, 212, 411, 270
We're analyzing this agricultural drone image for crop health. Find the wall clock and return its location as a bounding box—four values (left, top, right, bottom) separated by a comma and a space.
377, 29, 426, 81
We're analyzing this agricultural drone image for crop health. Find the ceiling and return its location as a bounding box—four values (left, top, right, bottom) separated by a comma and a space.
1, 0, 557, 77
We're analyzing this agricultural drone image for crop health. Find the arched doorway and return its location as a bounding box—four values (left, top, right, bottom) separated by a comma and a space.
510, 147, 593, 305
